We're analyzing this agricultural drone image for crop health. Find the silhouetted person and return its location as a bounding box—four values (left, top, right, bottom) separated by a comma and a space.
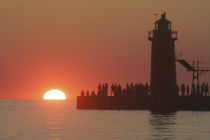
130, 82, 134, 95
204, 84, 207, 96
91, 91, 96, 96
111, 84, 114, 96
86, 90, 90, 96
98, 83, 102, 96
191, 83, 196, 96
118, 84, 122, 96
98, 83, 101, 90
201, 82, 205, 96
126, 83, 130, 95
197, 83, 200, 96
81, 90, 85, 96
105, 83, 108, 96
181, 84, 185, 96
186, 85, 190, 96
122, 88, 126, 96
176, 85, 180, 95
206, 83, 209, 96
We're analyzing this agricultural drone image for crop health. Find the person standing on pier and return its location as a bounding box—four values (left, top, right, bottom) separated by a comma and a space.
111, 84, 114, 96
186, 85, 190, 96
197, 83, 200, 96
205, 83, 209, 96
191, 83, 196, 96
98, 83, 102, 96
86, 90, 90, 96
181, 84, 185, 96
81, 90, 85, 96
176, 85, 180, 95
201, 82, 205, 96
105, 83, 108, 96
91, 91, 96, 96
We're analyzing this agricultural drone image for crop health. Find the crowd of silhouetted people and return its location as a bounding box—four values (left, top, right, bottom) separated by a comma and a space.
81, 82, 210, 97
81, 83, 149, 97
177, 82, 209, 96
111, 83, 149, 97
80, 83, 108, 97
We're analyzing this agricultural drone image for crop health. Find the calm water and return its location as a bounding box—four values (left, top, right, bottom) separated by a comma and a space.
0, 100, 210, 140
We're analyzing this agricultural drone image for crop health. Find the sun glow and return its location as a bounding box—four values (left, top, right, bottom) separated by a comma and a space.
43, 89, 66, 100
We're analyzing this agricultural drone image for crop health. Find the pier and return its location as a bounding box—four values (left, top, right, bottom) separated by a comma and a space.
77, 95, 210, 111
77, 12, 210, 113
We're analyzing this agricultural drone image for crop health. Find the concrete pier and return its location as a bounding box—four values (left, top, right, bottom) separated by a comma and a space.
77, 95, 210, 111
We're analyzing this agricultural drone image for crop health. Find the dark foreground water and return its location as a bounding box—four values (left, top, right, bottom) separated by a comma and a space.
0, 100, 210, 140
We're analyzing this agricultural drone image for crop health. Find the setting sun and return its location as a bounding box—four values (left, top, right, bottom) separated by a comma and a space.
43, 89, 66, 100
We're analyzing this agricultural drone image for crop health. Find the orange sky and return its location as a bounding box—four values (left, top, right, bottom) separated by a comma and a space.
0, 0, 210, 99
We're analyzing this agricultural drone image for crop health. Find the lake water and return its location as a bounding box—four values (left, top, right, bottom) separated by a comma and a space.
0, 100, 210, 140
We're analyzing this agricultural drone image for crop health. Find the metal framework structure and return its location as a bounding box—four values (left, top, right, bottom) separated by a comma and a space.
176, 59, 210, 85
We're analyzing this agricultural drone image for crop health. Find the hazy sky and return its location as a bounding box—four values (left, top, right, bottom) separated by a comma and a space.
0, 0, 210, 99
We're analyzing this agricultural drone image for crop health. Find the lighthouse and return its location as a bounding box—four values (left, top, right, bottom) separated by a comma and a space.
148, 13, 178, 111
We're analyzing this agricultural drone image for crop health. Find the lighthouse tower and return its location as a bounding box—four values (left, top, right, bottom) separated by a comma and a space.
148, 13, 178, 110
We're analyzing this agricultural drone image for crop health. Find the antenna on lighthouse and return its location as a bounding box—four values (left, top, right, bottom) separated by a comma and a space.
154, 12, 158, 20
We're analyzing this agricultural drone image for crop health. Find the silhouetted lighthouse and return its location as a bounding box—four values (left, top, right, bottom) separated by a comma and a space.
148, 12, 178, 110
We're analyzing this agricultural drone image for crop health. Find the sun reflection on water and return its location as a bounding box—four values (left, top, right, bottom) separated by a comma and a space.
41, 100, 69, 140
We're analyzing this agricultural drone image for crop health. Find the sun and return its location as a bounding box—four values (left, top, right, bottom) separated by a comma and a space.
43, 89, 66, 100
